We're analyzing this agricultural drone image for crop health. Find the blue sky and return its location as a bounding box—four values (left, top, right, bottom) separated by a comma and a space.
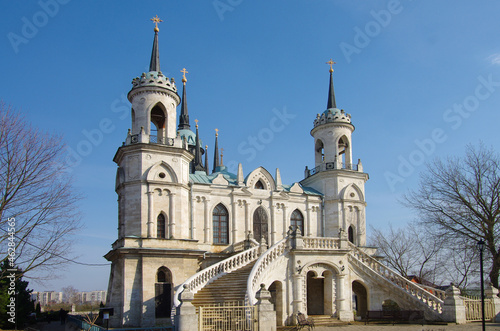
1, 1, 500, 292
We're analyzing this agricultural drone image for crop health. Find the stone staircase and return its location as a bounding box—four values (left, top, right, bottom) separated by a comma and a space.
192, 262, 255, 307
309, 315, 349, 327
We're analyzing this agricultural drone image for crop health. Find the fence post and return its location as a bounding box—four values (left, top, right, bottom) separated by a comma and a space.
485, 284, 500, 322
256, 283, 276, 331
175, 286, 198, 331
442, 284, 466, 324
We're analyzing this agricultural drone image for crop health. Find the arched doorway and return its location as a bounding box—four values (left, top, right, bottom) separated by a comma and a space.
352, 281, 367, 318
269, 281, 283, 326
307, 271, 324, 315
253, 206, 268, 243
155, 267, 173, 318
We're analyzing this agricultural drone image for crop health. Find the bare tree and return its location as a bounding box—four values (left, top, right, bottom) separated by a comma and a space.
370, 224, 444, 283
62, 286, 80, 304
0, 102, 81, 280
403, 143, 500, 288
370, 224, 479, 289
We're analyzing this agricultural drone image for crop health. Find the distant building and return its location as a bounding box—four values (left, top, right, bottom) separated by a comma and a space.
78, 290, 107, 304
32, 291, 63, 305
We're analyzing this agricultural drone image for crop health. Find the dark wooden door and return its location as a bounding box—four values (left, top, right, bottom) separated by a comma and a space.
155, 283, 172, 318
253, 207, 268, 243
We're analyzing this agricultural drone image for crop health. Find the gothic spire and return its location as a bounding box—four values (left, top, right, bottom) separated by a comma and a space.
213, 129, 220, 173
149, 15, 162, 72
326, 59, 336, 109
193, 120, 205, 172
178, 68, 190, 130
204, 145, 209, 174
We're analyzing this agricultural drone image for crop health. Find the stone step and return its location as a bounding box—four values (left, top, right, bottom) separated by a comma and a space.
308, 315, 349, 327
192, 262, 255, 307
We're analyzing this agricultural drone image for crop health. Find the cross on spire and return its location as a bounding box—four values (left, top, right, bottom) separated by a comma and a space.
326, 58, 336, 73
151, 15, 163, 32
181, 68, 188, 83
215, 128, 219, 137
195, 119, 199, 129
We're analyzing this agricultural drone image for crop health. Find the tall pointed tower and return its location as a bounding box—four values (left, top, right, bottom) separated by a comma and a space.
301, 60, 369, 245
105, 17, 198, 328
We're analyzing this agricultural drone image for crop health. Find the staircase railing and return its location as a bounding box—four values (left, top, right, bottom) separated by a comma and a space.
348, 242, 444, 315
302, 237, 340, 250
246, 237, 288, 305
173, 245, 260, 307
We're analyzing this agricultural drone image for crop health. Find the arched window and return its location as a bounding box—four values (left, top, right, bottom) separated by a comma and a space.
290, 209, 304, 235
157, 214, 166, 239
213, 204, 229, 244
150, 104, 166, 143
255, 180, 265, 190
315, 139, 325, 164
348, 225, 354, 244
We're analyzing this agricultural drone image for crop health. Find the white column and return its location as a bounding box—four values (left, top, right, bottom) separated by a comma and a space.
292, 273, 305, 316
169, 192, 176, 238
337, 274, 352, 321
306, 206, 312, 237
147, 191, 154, 238
231, 200, 237, 244
270, 201, 276, 245
245, 201, 250, 236
203, 197, 210, 243
281, 204, 287, 238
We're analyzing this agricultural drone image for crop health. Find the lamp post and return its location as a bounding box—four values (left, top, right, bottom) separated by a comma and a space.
477, 239, 485, 331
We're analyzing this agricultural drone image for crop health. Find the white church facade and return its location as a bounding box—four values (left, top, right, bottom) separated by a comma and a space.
104, 20, 486, 329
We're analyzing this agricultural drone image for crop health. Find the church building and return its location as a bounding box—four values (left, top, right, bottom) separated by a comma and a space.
104, 17, 466, 329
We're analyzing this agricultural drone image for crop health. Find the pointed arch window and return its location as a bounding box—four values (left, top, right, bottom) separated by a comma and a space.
213, 204, 229, 244
290, 209, 304, 235
255, 180, 265, 190
157, 214, 166, 239
315, 139, 325, 163
150, 104, 166, 143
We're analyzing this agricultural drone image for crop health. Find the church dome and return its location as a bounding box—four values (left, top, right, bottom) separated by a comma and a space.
313, 107, 352, 128
177, 128, 197, 146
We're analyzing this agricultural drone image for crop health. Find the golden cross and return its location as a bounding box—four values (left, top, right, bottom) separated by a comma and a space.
151, 15, 163, 32
215, 128, 219, 137
195, 119, 199, 129
181, 68, 188, 83
326, 58, 336, 73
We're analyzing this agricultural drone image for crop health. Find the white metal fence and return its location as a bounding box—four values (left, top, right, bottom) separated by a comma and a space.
464, 297, 495, 321
198, 302, 257, 331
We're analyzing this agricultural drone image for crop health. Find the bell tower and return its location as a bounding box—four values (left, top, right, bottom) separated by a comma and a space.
301, 60, 369, 245
128, 15, 180, 143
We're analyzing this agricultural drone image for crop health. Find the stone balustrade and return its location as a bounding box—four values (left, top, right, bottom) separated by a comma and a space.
302, 237, 340, 250
246, 238, 288, 305
348, 242, 444, 315
174, 245, 260, 307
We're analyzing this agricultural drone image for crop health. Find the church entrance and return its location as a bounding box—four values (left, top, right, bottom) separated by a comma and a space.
155, 267, 173, 318
253, 206, 268, 243
307, 271, 324, 315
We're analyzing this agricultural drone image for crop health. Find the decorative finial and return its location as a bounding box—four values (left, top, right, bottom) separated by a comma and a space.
215, 128, 219, 137
205, 145, 208, 150
220, 148, 224, 165
151, 15, 163, 32
195, 119, 199, 129
181, 68, 188, 84
326, 58, 336, 73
